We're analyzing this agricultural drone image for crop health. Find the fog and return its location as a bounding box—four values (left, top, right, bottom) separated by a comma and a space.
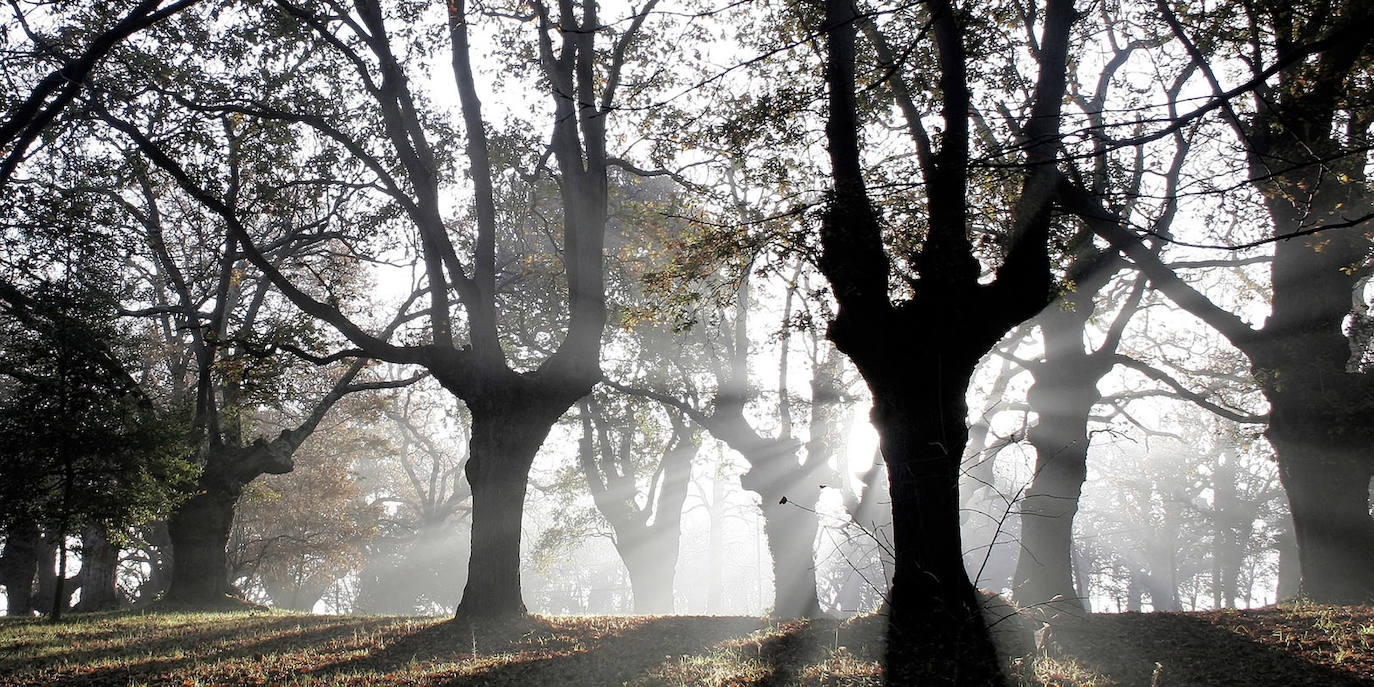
1, 2, 1371, 684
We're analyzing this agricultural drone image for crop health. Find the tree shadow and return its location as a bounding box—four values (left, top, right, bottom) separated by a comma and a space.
17, 613, 424, 685
306, 614, 774, 684
1047, 611, 1374, 687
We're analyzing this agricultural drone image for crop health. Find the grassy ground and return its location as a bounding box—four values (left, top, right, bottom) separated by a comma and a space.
0, 602, 1369, 685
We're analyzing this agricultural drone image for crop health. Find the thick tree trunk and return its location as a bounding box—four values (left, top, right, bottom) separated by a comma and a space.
759, 497, 823, 618
1246, 58, 1374, 602
454, 399, 559, 620
620, 537, 678, 614
166, 483, 240, 605
1014, 457, 1086, 610
1014, 370, 1097, 611
736, 450, 823, 618
164, 439, 295, 607
0, 520, 40, 615
73, 525, 120, 612
1269, 425, 1374, 602
866, 367, 1004, 686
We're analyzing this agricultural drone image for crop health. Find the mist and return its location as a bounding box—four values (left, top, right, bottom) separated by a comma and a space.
1, 0, 1371, 684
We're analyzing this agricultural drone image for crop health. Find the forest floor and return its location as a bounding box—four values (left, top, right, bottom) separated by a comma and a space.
0, 601, 1370, 685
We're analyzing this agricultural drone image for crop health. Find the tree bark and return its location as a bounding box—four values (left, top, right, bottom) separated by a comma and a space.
73, 525, 120, 612
453, 390, 564, 620
864, 356, 1005, 685
0, 520, 40, 615
758, 495, 823, 618
1270, 425, 1374, 602
166, 479, 241, 605
619, 536, 679, 614
33, 534, 58, 615
165, 438, 296, 605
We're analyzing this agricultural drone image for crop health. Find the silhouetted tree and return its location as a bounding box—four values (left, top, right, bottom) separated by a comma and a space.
815, 0, 1076, 681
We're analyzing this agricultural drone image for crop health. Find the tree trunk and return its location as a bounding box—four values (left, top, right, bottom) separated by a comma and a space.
264, 576, 329, 612
1274, 521, 1301, 602
706, 471, 724, 613
869, 374, 1004, 686
620, 537, 678, 614
164, 438, 296, 606
737, 449, 823, 619
166, 483, 240, 605
1256, 234, 1374, 602
1014, 368, 1097, 611
1245, 44, 1374, 601
759, 496, 822, 618
454, 398, 559, 620
1269, 427, 1374, 602
1071, 544, 1092, 611
73, 525, 120, 612
33, 534, 58, 615
0, 519, 40, 615
133, 522, 173, 604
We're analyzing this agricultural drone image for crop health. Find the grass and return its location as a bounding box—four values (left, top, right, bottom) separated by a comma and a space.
0, 602, 1370, 685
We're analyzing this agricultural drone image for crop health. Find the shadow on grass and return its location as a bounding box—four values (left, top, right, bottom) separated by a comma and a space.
1, 612, 893, 686
1049, 611, 1374, 687
307, 615, 774, 685
1, 613, 424, 686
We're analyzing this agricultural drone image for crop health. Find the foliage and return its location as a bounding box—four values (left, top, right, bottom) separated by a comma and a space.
0, 282, 195, 541
230, 410, 383, 611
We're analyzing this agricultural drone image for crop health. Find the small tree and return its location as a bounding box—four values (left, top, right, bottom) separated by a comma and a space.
0, 281, 194, 619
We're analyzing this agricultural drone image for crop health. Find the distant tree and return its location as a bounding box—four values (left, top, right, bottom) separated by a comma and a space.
352, 385, 472, 614
230, 403, 383, 612
609, 268, 851, 618
575, 393, 697, 614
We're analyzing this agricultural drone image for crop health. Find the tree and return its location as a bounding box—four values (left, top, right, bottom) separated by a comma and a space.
609, 270, 849, 618
0, 280, 194, 619
351, 385, 472, 614
230, 404, 383, 611
814, 0, 1077, 681
1067, 0, 1374, 602
575, 393, 697, 613
99, 150, 414, 607
93, 0, 673, 618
